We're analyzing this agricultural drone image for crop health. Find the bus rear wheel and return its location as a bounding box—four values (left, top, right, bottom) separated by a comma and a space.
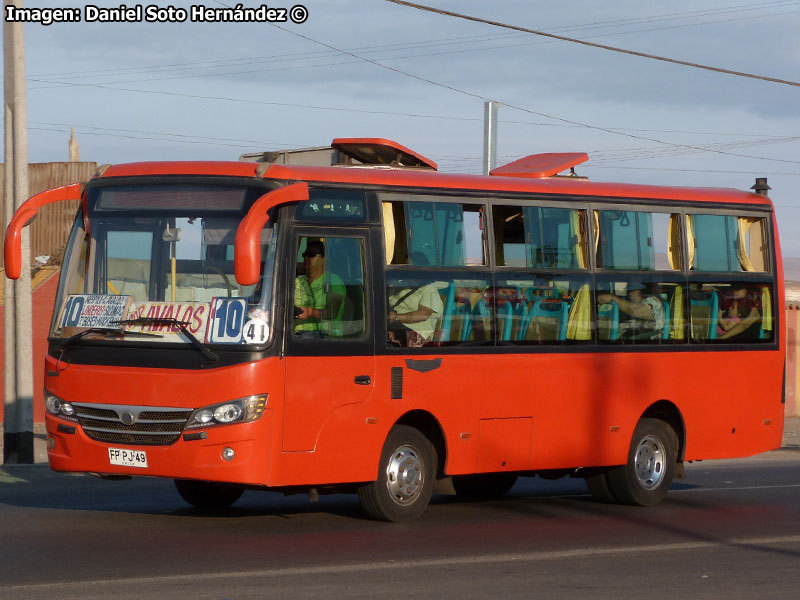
605, 418, 677, 507
357, 425, 435, 522
174, 479, 244, 509
452, 473, 518, 498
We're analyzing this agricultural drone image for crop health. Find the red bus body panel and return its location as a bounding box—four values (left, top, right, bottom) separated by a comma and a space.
45, 348, 784, 486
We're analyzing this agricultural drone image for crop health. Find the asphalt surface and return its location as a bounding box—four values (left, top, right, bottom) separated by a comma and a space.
1, 448, 799, 599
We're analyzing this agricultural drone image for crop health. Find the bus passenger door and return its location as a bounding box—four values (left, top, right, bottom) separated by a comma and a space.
282, 230, 374, 452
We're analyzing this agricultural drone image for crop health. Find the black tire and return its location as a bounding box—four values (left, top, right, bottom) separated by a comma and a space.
585, 470, 618, 504
357, 425, 436, 522
605, 418, 677, 507
174, 479, 244, 509
452, 472, 518, 498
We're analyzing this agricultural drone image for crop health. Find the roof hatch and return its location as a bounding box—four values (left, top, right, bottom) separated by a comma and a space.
490, 152, 588, 179
331, 138, 438, 171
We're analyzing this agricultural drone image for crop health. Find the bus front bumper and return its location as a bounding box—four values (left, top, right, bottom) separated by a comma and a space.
44, 411, 272, 486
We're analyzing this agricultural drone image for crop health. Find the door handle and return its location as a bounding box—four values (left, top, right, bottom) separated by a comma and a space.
354, 375, 371, 385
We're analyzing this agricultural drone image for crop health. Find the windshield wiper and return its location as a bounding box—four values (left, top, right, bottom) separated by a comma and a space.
57, 327, 120, 351
112, 317, 219, 362
56, 326, 164, 351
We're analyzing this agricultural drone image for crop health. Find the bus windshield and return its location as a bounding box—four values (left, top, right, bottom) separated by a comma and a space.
51, 183, 279, 349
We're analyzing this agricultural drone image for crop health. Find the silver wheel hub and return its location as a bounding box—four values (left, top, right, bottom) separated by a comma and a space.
634, 435, 665, 489
385, 445, 424, 505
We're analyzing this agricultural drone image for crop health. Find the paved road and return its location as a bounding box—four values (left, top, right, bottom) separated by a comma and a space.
1, 450, 799, 599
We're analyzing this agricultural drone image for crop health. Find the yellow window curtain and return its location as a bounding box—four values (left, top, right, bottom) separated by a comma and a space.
761, 286, 773, 333
736, 217, 761, 272
570, 210, 588, 268
567, 284, 592, 340
382, 201, 395, 264
667, 214, 681, 270
685, 215, 695, 270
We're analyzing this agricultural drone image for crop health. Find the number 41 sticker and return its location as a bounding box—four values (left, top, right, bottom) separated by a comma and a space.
243, 318, 269, 344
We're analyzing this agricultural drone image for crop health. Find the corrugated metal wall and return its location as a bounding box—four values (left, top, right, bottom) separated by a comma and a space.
1, 162, 97, 267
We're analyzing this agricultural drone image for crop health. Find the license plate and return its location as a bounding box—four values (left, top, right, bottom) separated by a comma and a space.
108, 448, 148, 468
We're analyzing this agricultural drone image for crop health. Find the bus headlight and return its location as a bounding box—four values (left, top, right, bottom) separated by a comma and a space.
214, 403, 243, 423
45, 393, 78, 421
185, 394, 267, 430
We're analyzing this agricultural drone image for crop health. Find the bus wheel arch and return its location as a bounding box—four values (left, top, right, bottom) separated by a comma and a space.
393, 410, 448, 479
641, 400, 686, 463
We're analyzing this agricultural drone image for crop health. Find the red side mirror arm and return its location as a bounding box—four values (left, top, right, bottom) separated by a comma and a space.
234, 182, 309, 286
4, 183, 83, 280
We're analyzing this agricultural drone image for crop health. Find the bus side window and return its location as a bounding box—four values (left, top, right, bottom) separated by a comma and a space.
387, 275, 493, 348
595, 210, 681, 271
493, 275, 592, 344
381, 198, 486, 266
688, 214, 769, 273
494, 205, 588, 269
596, 279, 685, 344
292, 236, 366, 339
690, 282, 773, 343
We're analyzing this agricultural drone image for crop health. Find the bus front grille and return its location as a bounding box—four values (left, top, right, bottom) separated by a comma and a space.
72, 403, 193, 446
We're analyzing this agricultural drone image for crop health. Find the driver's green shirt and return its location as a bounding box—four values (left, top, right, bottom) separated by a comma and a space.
294, 272, 346, 335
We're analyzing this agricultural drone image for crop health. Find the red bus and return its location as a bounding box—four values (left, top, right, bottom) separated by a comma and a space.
5, 138, 785, 521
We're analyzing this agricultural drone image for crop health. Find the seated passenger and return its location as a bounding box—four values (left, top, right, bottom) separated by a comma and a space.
597, 280, 665, 341
388, 283, 444, 347
717, 284, 760, 340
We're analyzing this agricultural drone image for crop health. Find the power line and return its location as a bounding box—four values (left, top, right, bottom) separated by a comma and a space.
259, 17, 800, 166
38, 64, 797, 166
29, 121, 310, 149
26, 74, 800, 141
23, 1, 799, 85
24, 4, 800, 90
31, 123, 800, 179
25, 1, 800, 169
383, 0, 800, 87
586, 165, 800, 176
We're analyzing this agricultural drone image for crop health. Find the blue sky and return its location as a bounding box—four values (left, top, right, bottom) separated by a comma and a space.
7, 1, 800, 253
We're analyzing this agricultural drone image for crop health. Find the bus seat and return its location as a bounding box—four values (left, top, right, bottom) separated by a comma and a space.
499, 301, 513, 341
498, 297, 528, 342
598, 301, 619, 341
527, 298, 569, 341
461, 298, 491, 342
447, 301, 469, 342
690, 290, 719, 340
659, 294, 671, 340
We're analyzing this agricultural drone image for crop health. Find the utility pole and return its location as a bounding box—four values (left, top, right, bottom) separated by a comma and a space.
483, 100, 499, 175
3, 0, 34, 464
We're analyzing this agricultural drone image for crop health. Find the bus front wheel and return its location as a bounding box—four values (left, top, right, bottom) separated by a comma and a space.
605, 418, 678, 507
174, 479, 244, 509
357, 425, 435, 522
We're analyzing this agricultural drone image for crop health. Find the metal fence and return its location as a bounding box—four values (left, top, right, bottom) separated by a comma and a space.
1, 162, 97, 267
